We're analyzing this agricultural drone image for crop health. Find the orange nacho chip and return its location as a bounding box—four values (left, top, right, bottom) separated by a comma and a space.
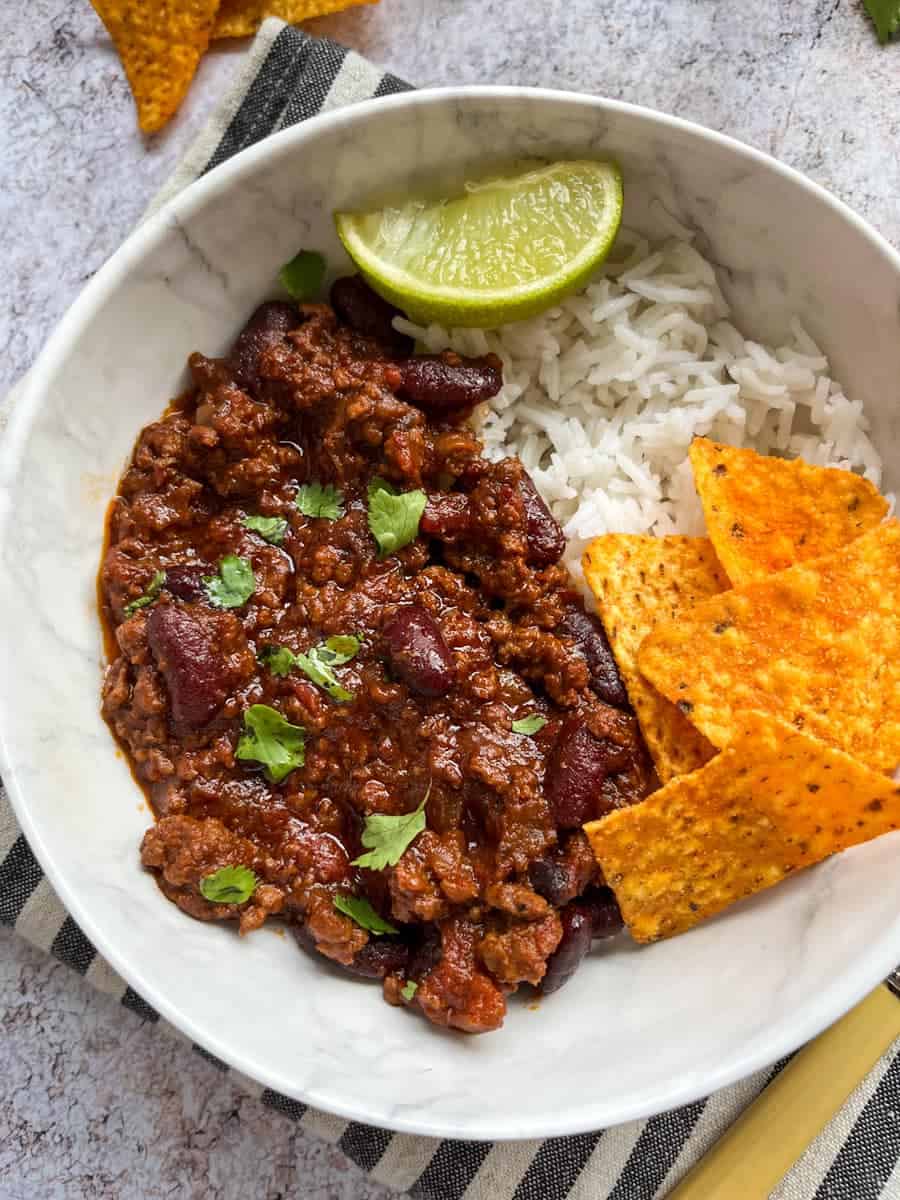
584, 713, 900, 943
690, 438, 888, 586
583, 535, 728, 782
213, 0, 378, 38
638, 521, 900, 773
91, 0, 219, 133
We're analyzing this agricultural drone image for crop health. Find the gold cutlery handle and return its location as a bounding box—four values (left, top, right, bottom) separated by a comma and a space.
667, 985, 900, 1200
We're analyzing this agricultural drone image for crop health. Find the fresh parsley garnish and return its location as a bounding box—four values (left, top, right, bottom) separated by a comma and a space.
242, 514, 288, 546
333, 894, 398, 935
352, 792, 428, 871
203, 554, 256, 609
401, 980, 418, 1001
257, 644, 297, 678
199, 865, 257, 905
865, 0, 900, 41
296, 482, 345, 520
367, 477, 427, 558
279, 249, 326, 301
124, 569, 165, 617
512, 714, 548, 736
236, 704, 305, 783
258, 635, 360, 701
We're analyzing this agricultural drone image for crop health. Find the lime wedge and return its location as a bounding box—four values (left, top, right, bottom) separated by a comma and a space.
334, 160, 624, 328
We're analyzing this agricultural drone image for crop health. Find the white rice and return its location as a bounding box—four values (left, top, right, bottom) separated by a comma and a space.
394, 230, 888, 583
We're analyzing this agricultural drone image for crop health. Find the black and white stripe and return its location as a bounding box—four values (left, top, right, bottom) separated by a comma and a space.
3, 18, 899, 1199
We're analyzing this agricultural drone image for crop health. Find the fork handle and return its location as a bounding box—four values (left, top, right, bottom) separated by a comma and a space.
666, 984, 900, 1200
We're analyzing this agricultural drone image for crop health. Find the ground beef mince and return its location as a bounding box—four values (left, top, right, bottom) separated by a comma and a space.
100, 285, 656, 1034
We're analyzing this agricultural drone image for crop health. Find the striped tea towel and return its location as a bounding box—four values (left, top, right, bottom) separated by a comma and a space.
3, 19, 900, 1200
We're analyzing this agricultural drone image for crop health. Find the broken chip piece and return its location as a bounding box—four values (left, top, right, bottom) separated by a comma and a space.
689, 437, 888, 586
583, 534, 727, 782
637, 521, 900, 773
584, 712, 900, 943
91, 0, 220, 134
213, 0, 378, 38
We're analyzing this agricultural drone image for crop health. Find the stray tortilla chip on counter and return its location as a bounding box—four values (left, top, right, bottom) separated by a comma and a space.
638, 521, 900, 773
213, 0, 379, 38
689, 437, 888, 586
583, 535, 728, 782
584, 713, 900, 943
91, 0, 219, 133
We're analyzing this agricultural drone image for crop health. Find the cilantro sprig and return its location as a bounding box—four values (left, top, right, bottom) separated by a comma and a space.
124, 570, 165, 617
242, 514, 288, 546
333, 894, 398, 935
203, 554, 256, 609
258, 635, 361, 702
236, 704, 305, 783
512, 714, 548, 736
864, 0, 900, 41
401, 980, 418, 1001
296, 482, 345, 520
352, 791, 428, 871
200, 865, 257, 905
367, 477, 427, 558
279, 249, 326, 301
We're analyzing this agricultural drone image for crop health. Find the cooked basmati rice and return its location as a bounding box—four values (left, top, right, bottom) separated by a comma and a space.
394, 231, 887, 583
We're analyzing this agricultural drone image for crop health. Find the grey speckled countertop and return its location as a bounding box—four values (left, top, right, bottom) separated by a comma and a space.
2, 2, 899, 1197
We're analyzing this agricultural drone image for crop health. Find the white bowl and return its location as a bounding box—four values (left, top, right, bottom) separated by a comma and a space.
3, 88, 900, 1142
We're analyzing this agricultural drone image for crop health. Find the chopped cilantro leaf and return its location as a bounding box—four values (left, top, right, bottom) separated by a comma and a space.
257, 644, 296, 677
200, 865, 257, 905
203, 554, 256, 609
352, 791, 428, 871
367, 477, 427, 558
401, 980, 418, 1002
512, 714, 548, 736
124, 570, 165, 617
296, 482, 345, 520
295, 647, 354, 702
864, 0, 900, 41
322, 634, 361, 664
242, 514, 288, 546
236, 704, 305, 783
333, 894, 398, 935
279, 249, 326, 301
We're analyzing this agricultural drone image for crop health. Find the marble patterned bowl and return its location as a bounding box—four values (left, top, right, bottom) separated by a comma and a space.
3, 88, 900, 1141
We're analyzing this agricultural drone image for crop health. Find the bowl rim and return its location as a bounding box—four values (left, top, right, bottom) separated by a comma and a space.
4, 84, 900, 1141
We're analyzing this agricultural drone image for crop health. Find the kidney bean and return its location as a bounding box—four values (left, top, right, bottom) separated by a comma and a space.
382, 605, 456, 698
582, 887, 624, 940
146, 604, 230, 728
229, 301, 297, 395
163, 564, 209, 603
396, 353, 502, 416
420, 493, 473, 541
519, 473, 565, 568
293, 922, 412, 979
528, 856, 574, 908
557, 604, 629, 709
545, 716, 628, 828
540, 903, 593, 995
330, 275, 413, 355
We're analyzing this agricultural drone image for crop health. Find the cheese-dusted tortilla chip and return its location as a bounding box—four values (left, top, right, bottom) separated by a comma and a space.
213, 0, 378, 38
584, 713, 900, 943
690, 438, 888, 586
583, 535, 728, 782
91, 0, 219, 133
638, 521, 900, 773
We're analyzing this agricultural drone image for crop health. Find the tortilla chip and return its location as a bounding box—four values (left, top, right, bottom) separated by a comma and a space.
583, 535, 728, 782
690, 438, 888, 586
91, 0, 219, 133
213, 0, 378, 38
584, 712, 900, 943
638, 521, 900, 773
